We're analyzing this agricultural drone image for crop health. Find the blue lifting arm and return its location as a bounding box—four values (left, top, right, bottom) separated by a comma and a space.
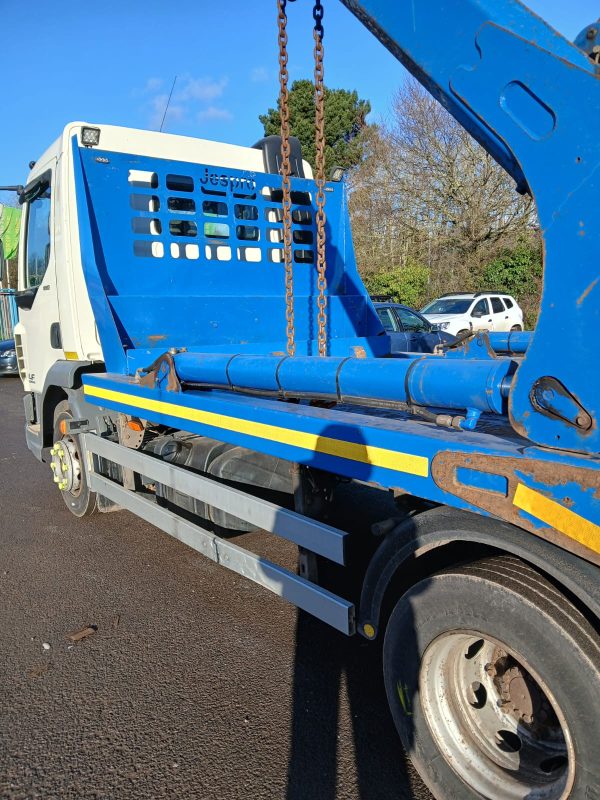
338, 0, 593, 192
338, 0, 600, 456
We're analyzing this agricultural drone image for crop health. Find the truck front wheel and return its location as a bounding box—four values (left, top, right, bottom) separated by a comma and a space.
383, 555, 600, 799
51, 400, 97, 517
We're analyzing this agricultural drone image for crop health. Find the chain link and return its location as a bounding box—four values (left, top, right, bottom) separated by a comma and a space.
277, 0, 296, 357
313, 0, 328, 356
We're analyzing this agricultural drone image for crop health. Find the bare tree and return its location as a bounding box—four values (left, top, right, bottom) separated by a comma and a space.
349, 79, 537, 300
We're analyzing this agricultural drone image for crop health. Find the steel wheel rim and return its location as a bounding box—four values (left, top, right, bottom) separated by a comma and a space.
50, 435, 83, 497
419, 631, 574, 799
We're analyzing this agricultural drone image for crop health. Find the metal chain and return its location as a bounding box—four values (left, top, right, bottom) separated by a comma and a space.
277, 0, 296, 357
313, 0, 328, 356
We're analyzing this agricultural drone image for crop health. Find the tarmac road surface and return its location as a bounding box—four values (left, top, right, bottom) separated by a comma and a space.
0, 377, 431, 800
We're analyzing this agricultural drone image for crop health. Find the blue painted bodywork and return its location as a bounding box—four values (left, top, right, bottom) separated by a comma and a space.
82, 371, 600, 564
83, 373, 513, 490
340, 0, 600, 455
172, 352, 513, 414
73, 138, 518, 419
73, 140, 388, 368
487, 331, 530, 355
69, 0, 600, 563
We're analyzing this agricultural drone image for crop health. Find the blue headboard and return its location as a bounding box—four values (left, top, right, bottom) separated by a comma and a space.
73, 140, 385, 372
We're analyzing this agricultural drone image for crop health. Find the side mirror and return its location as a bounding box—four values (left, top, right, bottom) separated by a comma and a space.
472, 310, 483, 318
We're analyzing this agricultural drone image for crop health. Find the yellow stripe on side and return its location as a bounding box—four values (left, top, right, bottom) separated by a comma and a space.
513, 482, 600, 554
84, 384, 429, 478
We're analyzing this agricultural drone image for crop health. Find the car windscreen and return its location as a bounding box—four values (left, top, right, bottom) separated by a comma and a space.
422, 299, 472, 315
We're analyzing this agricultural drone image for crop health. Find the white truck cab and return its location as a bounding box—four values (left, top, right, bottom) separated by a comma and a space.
14, 121, 311, 460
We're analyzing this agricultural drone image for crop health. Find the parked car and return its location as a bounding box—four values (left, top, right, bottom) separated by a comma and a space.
421, 292, 523, 336
0, 338, 18, 376
374, 300, 458, 353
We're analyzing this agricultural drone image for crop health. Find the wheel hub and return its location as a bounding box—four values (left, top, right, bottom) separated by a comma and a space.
420, 632, 574, 799
490, 648, 555, 732
50, 438, 82, 494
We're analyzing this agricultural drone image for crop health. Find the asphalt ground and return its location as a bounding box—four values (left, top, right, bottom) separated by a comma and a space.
0, 377, 431, 800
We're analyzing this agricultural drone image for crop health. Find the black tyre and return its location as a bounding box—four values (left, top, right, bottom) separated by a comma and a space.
52, 400, 97, 517
511, 324, 523, 332
383, 555, 600, 799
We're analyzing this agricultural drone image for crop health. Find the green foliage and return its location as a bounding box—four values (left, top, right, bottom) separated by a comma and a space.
364, 263, 430, 309
259, 79, 371, 173
479, 244, 542, 295
479, 243, 543, 328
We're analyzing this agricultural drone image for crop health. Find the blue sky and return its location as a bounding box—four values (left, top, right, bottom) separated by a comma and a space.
0, 0, 597, 194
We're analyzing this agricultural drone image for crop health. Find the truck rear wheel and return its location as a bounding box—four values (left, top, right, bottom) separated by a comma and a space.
383, 555, 600, 799
51, 400, 97, 517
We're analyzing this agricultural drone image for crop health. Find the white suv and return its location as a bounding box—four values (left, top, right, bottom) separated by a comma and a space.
421, 293, 524, 336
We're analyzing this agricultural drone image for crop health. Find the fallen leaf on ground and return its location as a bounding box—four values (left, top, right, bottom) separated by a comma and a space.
66, 625, 98, 642
27, 663, 50, 679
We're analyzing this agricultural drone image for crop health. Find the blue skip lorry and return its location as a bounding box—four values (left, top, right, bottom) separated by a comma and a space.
7, 1, 600, 796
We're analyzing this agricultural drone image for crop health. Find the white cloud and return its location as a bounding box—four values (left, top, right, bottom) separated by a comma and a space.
197, 106, 233, 123
149, 93, 185, 129
177, 75, 228, 102
132, 77, 164, 99
251, 67, 269, 83
144, 77, 164, 93
135, 73, 230, 131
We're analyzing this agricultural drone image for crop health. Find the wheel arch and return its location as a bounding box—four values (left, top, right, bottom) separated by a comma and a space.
358, 505, 600, 639
39, 360, 105, 452
42, 385, 68, 448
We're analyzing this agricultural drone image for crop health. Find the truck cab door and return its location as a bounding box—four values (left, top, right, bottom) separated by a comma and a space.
470, 297, 493, 332
14, 163, 62, 392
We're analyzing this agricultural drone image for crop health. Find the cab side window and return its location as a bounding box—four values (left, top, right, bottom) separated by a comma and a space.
25, 184, 52, 288
491, 297, 505, 314
471, 298, 489, 316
